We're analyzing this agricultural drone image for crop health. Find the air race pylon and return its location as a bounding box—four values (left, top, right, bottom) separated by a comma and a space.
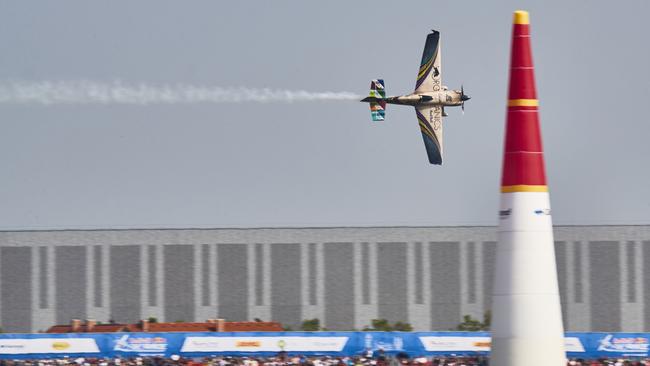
490, 11, 566, 366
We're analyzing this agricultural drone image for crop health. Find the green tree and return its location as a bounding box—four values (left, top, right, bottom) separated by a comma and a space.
482, 310, 491, 330
456, 311, 491, 331
392, 321, 413, 332
370, 319, 393, 331
300, 318, 321, 331
362, 319, 413, 332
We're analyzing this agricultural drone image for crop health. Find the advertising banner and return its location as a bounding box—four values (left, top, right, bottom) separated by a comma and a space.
419, 336, 491, 352
105, 333, 186, 357
418, 335, 585, 354
565, 337, 586, 353
0, 338, 100, 356
0, 332, 648, 359
361, 332, 415, 353
181, 336, 348, 353
592, 333, 649, 357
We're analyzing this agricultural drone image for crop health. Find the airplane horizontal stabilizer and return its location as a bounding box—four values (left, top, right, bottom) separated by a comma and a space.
366, 79, 386, 121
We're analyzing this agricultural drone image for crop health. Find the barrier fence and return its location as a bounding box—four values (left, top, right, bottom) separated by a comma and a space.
0, 332, 647, 359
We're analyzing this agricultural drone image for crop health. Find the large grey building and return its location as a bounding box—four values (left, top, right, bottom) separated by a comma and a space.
0, 226, 649, 333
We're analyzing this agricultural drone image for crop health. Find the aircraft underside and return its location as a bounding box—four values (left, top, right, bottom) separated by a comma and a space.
382, 93, 464, 107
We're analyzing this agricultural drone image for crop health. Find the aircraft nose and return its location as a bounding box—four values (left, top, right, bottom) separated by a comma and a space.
461, 95, 471, 101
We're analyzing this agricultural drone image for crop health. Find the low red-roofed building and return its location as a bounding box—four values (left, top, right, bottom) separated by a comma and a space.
46, 319, 283, 333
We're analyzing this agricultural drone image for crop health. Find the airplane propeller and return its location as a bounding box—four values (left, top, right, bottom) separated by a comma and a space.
460, 84, 470, 114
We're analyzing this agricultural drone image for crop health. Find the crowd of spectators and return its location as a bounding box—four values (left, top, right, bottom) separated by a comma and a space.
1, 355, 650, 366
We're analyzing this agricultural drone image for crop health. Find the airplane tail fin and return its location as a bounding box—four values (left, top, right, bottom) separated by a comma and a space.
360, 79, 386, 121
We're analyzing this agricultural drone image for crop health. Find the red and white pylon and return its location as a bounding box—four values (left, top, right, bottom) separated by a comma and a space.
490, 10, 566, 366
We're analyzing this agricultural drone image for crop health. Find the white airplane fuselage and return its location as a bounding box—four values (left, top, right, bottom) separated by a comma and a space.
383, 88, 467, 107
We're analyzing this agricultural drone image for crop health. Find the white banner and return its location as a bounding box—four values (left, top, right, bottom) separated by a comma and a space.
419, 336, 491, 352
181, 337, 348, 353
565, 337, 586, 352
0, 338, 100, 355
419, 336, 585, 353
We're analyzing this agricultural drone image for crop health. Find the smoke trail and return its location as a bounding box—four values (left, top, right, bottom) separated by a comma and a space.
0, 80, 362, 105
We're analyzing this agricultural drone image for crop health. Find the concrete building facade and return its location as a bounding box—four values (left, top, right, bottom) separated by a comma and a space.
0, 226, 649, 333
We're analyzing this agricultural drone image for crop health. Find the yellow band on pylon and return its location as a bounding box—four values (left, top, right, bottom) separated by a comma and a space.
501, 185, 548, 193
508, 99, 538, 107
513, 10, 530, 25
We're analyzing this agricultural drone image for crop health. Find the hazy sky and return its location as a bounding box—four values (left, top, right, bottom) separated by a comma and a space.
1, 1, 649, 230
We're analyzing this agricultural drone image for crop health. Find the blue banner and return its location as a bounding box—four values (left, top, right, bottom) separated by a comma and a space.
0, 332, 648, 359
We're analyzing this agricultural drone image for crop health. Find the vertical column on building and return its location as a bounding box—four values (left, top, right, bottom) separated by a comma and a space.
263, 243, 272, 321
193, 244, 202, 321
407, 241, 431, 331
248, 243, 271, 321
86, 244, 109, 326
301, 242, 324, 325
194, 244, 217, 321
621, 241, 642, 331
85, 245, 94, 324
211, 244, 219, 318
141, 244, 164, 322
566, 241, 591, 330
315, 243, 326, 327
354, 242, 378, 329
50, 245, 58, 325
634, 241, 645, 330
28, 245, 57, 331
32, 246, 55, 332
140, 244, 149, 322
460, 241, 483, 322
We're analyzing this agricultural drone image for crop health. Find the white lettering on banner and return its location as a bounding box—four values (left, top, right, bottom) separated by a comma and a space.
597, 334, 649, 354
419, 337, 491, 352
419, 337, 585, 353
0, 340, 27, 354
181, 337, 348, 353
113, 335, 168, 353
0, 339, 100, 355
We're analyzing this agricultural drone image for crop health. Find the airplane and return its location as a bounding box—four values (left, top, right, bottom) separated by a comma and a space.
361, 30, 470, 165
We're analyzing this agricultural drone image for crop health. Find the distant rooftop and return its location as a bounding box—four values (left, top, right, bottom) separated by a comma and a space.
46, 319, 283, 333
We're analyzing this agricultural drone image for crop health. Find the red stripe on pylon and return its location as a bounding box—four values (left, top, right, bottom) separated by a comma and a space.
510, 40, 533, 68
501, 152, 547, 187
513, 24, 530, 36
504, 110, 542, 152
508, 106, 538, 111
508, 69, 537, 100
501, 11, 547, 188
508, 23, 536, 100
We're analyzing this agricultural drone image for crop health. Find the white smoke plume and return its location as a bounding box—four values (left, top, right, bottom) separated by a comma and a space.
0, 80, 362, 105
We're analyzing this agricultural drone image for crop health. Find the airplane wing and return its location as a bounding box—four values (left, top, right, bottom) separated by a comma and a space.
415, 105, 443, 165
415, 31, 442, 93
